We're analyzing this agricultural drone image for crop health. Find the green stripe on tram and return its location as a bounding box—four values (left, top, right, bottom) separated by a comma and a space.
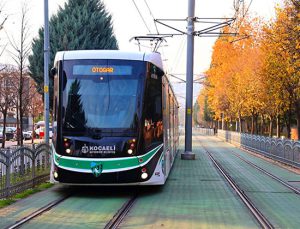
54, 144, 163, 171
57, 156, 138, 170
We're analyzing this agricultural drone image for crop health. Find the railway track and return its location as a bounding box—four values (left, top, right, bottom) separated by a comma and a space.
5, 195, 71, 229
104, 195, 137, 229
5, 192, 136, 229
231, 152, 300, 195
202, 145, 274, 229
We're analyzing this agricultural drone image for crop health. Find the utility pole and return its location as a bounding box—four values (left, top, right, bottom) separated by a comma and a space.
181, 0, 196, 160
143, 1, 238, 159
44, 0, 50, 144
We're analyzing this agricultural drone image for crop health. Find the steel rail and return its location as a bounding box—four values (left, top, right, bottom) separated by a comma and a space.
232, 152, 300, 195
5, 195, 70, 229
203, 146, 274, 229
104, 195, 137, 229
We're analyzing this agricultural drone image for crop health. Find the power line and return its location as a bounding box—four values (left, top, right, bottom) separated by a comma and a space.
142, 0, 169, 68
243, 0, 253, 18
143, 0, 159, 34
142, 0, 170, 62
230, 0, 254, 42
131, 0, 151, 34
171, 36, 186, 73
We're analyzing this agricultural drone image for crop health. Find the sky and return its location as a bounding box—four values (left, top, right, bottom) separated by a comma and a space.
0, 0, 282, 105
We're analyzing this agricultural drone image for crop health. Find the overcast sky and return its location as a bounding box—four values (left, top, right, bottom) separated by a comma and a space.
0, 0, 282, 103
1, 0, 281, 69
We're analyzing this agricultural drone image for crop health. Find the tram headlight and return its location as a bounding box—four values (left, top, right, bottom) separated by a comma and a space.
126, 138, 137, 155
127, 149, 133, 155
141, 167, 148, 179
66, 148, 71, 154
141, 172, 148, 179
54, 171, 58, 179
63, 138, 74, 155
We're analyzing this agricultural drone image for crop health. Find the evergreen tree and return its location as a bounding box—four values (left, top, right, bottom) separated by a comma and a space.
28, 0, 118, 94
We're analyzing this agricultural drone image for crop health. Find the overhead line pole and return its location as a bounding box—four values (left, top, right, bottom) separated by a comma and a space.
181, 0, 196, 160
44, 0, 50, 144
140, 2, 240, 161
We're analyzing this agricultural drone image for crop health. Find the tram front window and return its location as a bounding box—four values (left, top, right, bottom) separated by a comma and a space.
62, 60, 145, 133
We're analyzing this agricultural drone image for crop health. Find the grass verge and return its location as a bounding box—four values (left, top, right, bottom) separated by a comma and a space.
0, 182, 54, 209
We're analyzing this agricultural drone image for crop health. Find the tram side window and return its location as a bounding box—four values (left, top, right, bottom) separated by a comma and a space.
143, 64, 163, 148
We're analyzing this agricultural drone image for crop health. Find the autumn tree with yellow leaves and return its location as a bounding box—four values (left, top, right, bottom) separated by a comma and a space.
205, 16, 264, 133
260, 0, 300, 138
201, 0, 300, 139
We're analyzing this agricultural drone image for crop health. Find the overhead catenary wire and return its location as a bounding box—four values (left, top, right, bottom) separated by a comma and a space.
143, 0, 159, 34
131, 0, 151, 34
170, 36, 186, 74
130, 0, 169, 53
243, 0, 253, 18
230, 0, 254, 43
141, 0, 171, 71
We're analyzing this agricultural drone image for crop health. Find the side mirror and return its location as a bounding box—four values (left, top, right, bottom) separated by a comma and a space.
50, 67, 57, 78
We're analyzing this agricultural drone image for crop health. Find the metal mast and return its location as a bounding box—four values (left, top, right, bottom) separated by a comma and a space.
44, 0, 50, 143
130, 0, 241, 160
181, 0, 196, 160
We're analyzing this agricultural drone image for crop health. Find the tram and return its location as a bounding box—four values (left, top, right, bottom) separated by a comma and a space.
50, 50, 179, 185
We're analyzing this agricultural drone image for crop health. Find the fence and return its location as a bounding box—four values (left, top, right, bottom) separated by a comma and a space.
193, 127, 215, 136
0, 143, 51, 199
217, 130, 300, 168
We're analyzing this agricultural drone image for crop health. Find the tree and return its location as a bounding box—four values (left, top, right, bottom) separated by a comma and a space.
0, 2, 8, 57
260, 23, 290, 137
7, 3, 31, 146
23, 79, 43, 143
199, 1, 300, 139
196, 89, 214, 128
205, 16, 265, 133
0, 65, 17, 148
28, 0, 118, 96
260, 0, 300, 138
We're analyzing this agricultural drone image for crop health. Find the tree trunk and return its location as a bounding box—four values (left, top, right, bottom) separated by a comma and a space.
261, 115, 265, 135
276, 114, 280, 138
269, 116, 273, 137
17, 100, 20, 145
19, 69, 24, 146
284, 110, 292, 139
238, 113, 242, 133
251, 114, 254, 135
1, 109, 7, 148
295, 101, 300, 140
255, 114, 259, 135
31, 114, 35, 144
221, 113, 225, 130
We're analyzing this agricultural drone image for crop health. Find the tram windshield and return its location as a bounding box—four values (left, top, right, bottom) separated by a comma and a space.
62, 59, 145, 133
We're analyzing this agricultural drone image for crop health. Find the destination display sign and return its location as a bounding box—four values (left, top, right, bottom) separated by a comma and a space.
73, 65, 132, 76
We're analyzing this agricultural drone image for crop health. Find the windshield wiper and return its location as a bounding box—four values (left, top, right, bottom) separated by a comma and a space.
65, 122, 75, 129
